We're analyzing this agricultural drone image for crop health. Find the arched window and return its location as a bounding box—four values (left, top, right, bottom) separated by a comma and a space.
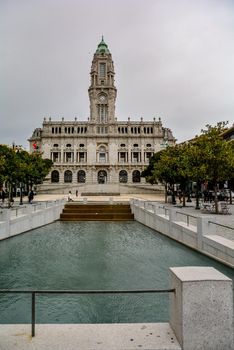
77, 170, 86, 183
133, 143, 138, 148
146, 143, 151, 147
66, 144, 72, 148
120, 143, 126, 147
132, 170, 141, 183
53, 143, 59, 147
119, 170, 128, 183
51, 170, 59, 183
64, 170, 72, 183
79, 143, 84, 148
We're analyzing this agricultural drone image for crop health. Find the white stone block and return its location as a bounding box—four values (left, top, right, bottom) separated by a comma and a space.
170, 266, 233, 350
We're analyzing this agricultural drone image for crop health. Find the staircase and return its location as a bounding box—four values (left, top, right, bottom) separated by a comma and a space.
60, 203, 134, 221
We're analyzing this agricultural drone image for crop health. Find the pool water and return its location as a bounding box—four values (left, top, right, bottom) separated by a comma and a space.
0, 221, 233, 323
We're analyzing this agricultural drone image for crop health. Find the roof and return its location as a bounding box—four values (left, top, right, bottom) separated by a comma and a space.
96, 36, 110, 54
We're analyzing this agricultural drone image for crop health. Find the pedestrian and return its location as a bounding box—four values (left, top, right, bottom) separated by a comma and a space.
0, 189, 6, 204
178, 189, 182, 203
28, 190, 34, 204
68, 191, 73, 202
76, 189, 78, 197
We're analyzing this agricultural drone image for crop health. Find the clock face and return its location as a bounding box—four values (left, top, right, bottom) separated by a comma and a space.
99, 94, 106, 103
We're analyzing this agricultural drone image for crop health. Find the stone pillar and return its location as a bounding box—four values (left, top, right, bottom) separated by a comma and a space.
197, 216, 215, 250
170, 266, 233, 350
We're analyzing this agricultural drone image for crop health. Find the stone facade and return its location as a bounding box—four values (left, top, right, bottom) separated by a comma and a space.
29, 38, 175, 193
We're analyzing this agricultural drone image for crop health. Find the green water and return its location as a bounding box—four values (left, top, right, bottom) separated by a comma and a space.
0, 221, 233, 323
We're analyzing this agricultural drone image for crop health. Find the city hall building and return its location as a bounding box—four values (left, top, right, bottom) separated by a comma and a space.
29, 38, 175, 194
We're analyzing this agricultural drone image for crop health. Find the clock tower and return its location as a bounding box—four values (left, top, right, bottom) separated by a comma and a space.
88, 37, 117, 123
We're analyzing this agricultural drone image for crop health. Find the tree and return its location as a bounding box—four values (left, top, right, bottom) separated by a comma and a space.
142, 146, 186, 204
142, 121, 234, 213
23, 152, 53, 189
141, 151, 163, 184
193, 122, 234, 213
0, 145, 53, 206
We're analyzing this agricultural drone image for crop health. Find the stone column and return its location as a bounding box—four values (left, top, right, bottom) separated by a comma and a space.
170, 266, 233, 350
197, 216, 215, 250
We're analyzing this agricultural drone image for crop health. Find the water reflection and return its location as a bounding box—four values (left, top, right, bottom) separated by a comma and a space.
0, 221, 233, 323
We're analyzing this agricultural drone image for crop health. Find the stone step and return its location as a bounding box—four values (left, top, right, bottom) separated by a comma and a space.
60, 204, 134, 221
81, 192, 120, 196
60, 212, 134, 221
62, 207, 131, 213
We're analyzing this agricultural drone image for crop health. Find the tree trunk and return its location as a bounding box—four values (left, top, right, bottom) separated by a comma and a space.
182, 191, 186, 207
195, 180, 200, 210
214, 183, 219, 214
164, 184, 167, 203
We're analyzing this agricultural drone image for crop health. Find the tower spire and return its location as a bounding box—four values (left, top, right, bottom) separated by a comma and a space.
96, 36, 110, 54
89, 39, 117, 123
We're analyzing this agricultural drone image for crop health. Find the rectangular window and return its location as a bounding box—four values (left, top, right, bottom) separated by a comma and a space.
146, 152, 152, 159
99, 63, 106, 77
79, 152, 85, 162
99, 153, 106, 162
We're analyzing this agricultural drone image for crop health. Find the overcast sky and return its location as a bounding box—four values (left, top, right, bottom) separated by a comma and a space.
1, 0, 234, 149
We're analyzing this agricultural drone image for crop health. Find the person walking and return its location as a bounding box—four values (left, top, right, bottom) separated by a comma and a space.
68, 191, 73, 202
28, 190, 34, 204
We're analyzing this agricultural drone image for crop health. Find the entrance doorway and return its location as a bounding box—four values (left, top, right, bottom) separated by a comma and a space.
98, 170, 107, 184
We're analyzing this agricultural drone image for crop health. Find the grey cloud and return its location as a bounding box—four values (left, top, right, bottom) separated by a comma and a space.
1, 0, 234, 148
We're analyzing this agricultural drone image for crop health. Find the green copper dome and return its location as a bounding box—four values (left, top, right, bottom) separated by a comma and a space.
96, 36, 110, 54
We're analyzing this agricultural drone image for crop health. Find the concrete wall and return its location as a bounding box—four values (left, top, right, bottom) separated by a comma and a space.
170, 266, 233, 350
0, 201, 232, 349
131, 199, 234, 267
0, 199, 66, 241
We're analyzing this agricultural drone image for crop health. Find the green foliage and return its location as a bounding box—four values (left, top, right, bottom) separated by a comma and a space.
0, 145, 53, 189
142, 121, 234, 213
141, 151, 163, 184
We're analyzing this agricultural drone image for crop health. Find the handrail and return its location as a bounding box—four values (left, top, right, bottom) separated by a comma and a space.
175, 211, 197, 219
175, 211, 197, 226
208, 221, 234, 231
0, 288, 175, 337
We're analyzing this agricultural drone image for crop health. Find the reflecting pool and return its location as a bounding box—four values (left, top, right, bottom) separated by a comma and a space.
0, 221, 233, 323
